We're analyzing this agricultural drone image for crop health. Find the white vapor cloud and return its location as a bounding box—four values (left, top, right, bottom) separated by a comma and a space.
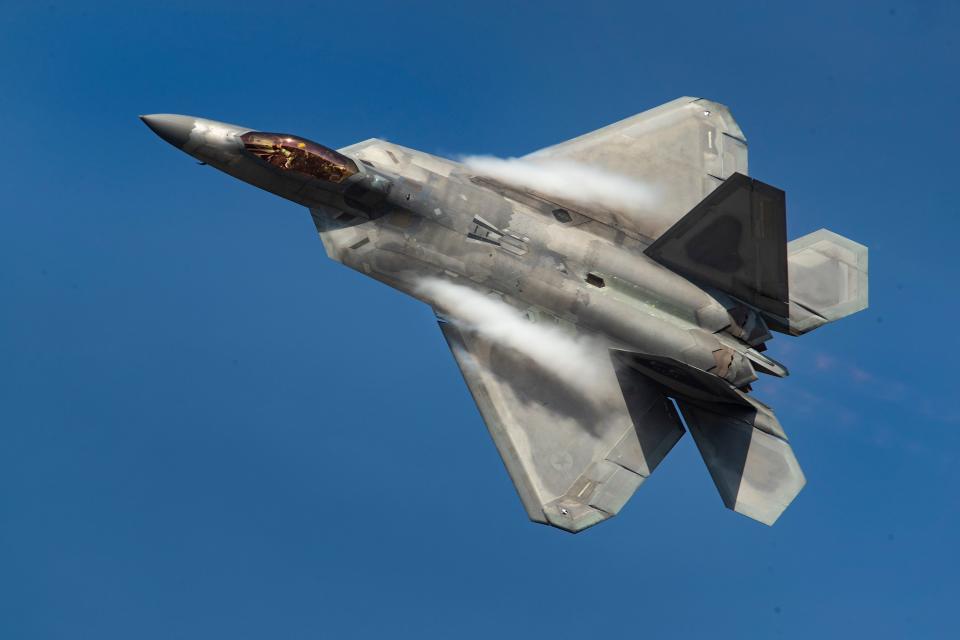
417, 277, 617, 401
463, 155, 658, 216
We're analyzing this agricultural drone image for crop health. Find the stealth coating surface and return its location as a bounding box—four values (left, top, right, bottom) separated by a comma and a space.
645, 173, 789, 318
141, 97, 868, 532
439, 318, 684, 532
678, 400, 806, 525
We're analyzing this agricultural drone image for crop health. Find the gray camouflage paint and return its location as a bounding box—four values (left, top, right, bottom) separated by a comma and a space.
141, 97, 868, 532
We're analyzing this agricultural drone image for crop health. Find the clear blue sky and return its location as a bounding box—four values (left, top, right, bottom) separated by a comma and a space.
1, 1, 957, 638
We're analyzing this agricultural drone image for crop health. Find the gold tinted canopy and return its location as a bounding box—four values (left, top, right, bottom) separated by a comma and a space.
241, 132, 358, 183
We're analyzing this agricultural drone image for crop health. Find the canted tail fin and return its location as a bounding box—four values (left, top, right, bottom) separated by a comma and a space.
785, 229, 869, 335
644, 173, 789, 318
645, 175, 868, 335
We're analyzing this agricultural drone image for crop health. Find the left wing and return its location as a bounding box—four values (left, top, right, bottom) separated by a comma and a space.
439, 319, 684, 533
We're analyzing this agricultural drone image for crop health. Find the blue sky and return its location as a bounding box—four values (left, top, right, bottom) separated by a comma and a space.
1, 1, 958, 638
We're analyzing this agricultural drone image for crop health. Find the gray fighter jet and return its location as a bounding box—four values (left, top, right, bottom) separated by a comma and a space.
142, 97, 868, 532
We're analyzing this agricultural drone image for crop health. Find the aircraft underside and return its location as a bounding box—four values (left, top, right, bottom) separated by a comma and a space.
143, 96, 868, 532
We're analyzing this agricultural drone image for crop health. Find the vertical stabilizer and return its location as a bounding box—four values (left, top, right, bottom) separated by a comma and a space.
644, 173, 789, 317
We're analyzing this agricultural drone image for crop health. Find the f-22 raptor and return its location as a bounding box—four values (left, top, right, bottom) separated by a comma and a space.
142, 97, 868, 532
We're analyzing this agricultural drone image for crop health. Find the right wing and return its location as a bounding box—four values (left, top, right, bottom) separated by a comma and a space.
439, 319, 684, 533
528, 96, 749, 239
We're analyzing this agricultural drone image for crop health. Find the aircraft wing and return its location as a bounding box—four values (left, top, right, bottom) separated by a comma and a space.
528, 96, 749, 239
438, 318, 684, 533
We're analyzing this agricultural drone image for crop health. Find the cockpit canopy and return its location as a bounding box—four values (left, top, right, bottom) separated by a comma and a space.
241, 132, 359, 184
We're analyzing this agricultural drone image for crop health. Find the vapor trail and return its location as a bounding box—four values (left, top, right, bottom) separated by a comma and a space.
417, 277, 618, 401
463, 155, 657, 216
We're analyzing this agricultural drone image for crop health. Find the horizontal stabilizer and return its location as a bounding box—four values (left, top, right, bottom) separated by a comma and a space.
786, 229, 869, 335
645, 173, 789, 317
617, 347, 804, 524
677, 399, 805, 525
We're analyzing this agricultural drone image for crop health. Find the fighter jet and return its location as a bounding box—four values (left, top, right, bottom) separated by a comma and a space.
142, 97, 868, 532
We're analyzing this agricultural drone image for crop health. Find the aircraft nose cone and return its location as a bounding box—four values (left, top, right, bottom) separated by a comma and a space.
140, 114, 194, 149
